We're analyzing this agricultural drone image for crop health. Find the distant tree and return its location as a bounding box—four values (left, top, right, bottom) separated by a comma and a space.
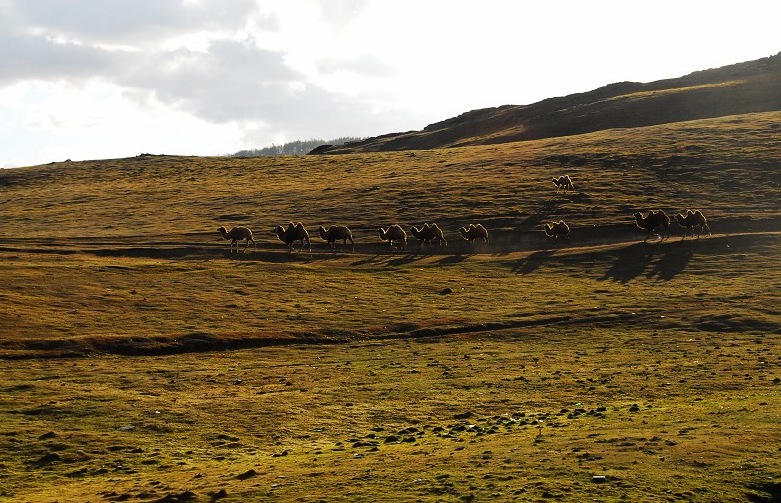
233, 137, 363, 157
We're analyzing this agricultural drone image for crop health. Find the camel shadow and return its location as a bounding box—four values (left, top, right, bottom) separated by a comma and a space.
350, 254, 385, 266
435, 254, 470, 265
601, 243, 656, 283
512, 250, 554, 274
645, 243, 694, 281
385, 253, 427, 267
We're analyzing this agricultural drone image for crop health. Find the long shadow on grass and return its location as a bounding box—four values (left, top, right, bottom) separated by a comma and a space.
435, 253, 470, 265
645, 242, 694, 281
350, 253, 426, 267
384, 253, 428, 267
601, 242, 656, 283
601, 241, 694, 283
512, 250, 555, 274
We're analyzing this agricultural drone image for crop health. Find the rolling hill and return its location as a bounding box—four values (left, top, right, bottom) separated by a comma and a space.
1, 54, 780, 503
312, 52, 781, 154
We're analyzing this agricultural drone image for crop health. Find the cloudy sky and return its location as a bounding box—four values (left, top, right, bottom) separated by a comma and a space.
1, 0, 778, 168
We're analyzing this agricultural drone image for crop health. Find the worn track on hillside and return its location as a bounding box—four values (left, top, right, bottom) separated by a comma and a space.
0, 217, 778, 262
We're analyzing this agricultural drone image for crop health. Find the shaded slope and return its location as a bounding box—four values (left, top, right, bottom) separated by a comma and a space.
315, 52, 781, 153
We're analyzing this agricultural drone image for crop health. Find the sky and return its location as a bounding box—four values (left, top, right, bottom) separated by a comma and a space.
1, 0, 778, 168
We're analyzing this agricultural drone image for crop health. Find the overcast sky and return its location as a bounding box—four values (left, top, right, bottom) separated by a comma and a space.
1, 0, 778, 168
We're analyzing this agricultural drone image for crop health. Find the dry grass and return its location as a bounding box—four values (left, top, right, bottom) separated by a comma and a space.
0, 111, 780, 501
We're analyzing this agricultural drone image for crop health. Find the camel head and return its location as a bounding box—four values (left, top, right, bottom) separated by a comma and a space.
543, 223, 554, 236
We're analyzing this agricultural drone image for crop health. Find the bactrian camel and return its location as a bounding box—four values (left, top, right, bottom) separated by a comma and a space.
675, 210, 711, 239
377, 225, 407, 250
543, 220, 570, 239
318, 225, 354, 251
634, 210, 670, 242
552, 175, 575, 194
459, 223, 489, 243
218, 226, 255, 253
275, 222, 311, 251
409, 223, 447, 249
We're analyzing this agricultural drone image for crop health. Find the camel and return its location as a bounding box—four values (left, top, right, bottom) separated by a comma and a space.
318, 225, 354, 251
634, 209, 670, 242
275, 222, 311, 251
543, 220, 570, 239
217, 226, 255, 253
409, 223, 447, 249
675, 210, 711, 239
552, 175, 575, 194
459, 223, 489, 243
377, 225, 407, 250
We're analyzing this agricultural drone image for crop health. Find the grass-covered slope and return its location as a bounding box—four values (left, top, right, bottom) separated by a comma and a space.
0, 112, 779, 502
316, 52, 781, 153
0, 111, 779, 356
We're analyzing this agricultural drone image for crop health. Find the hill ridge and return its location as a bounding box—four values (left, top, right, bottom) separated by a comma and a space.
313, 52, 781, 154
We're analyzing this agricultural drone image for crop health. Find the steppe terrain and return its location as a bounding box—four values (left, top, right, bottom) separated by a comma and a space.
1, 106, 780, 500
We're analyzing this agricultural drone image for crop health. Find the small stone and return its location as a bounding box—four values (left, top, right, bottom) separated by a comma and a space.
236, 469, 258, 480
210, 489, 228, 502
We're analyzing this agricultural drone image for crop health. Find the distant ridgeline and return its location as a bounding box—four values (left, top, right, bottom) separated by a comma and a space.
311, 52, 781, 154
233, 137, 363, 157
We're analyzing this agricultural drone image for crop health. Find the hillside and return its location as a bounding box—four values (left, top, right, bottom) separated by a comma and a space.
1, 107, 780, 501
1, 110, 780, 355
312, 52, 781, 154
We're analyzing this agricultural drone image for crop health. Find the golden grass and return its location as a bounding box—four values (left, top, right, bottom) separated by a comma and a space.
1, 329, 779, 502
0, 111, 780, 501
606, 80, 747, 102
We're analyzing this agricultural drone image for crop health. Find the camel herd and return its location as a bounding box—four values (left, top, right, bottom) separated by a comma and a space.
218, 175, 711, 252
633, 208, 711, 242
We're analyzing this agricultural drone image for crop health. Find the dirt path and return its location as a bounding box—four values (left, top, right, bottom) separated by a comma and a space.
1, 216, 779, 261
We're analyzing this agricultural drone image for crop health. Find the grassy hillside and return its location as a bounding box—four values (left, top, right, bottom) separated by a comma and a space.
0, 112, 779, 502
1, 110, 780, 356
317, 52, 781, 153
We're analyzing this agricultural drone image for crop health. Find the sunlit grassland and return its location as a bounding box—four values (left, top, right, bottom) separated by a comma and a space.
1, 328, 779, 502
1, 232, 779, 357
0, 111, 780, 502
1, 111, 779, 241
